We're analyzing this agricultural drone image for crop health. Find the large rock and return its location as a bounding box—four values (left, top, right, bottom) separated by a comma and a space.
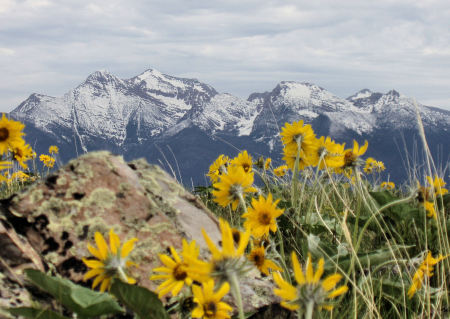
0, 151, 288, 317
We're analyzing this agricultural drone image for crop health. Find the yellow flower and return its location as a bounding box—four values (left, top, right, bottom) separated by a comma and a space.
248, 246, 282, 276
408, 251, 446, 298
381, 181, 395, 190
230, 150, 253, 173
49, 145, 59, 155
150, 239, 199, 298
212, 165, 256, 211
191, 280, 232, 319
11, 141, 34, 169
423, 201, 437, 219
274, 165, 288, 177
273, 252, 348, 311
314, 136, 345, 169
0, 113, 26, 155
187, 219, 251, 283
282, 146, 314, 171
342, 140, 368, 168
39, 154, 56, 168
426, 175, 448, 196
10, 171, 29, 183
364, 157, 385, 173
280, 121, 317, 154
207, 155, 230, 184
82, 229, 137, 292
264, 157, 272, 170
242, 193, 284, 238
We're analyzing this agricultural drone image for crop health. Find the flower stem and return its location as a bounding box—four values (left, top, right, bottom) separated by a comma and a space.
291, 139, 302, 210
238, 192, 248, 214
229, 272, 245, 319
117, 267, 129, 283
305, 300, 314, 319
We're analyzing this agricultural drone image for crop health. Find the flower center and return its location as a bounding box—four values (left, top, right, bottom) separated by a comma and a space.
173, 264, 188, 281
242, 163, 250, 173
204, 301, 217, 316
251, 252, 265, 267
232, 229, 241, 245
258, 212, 272, 226
0, 128, 9, 142
344, 151, 356, 166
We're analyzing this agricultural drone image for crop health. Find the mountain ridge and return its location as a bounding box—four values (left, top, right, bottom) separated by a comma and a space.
9, 68, 450, 185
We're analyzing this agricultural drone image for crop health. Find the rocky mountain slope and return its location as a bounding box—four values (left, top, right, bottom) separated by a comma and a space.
10, 69, 450, 185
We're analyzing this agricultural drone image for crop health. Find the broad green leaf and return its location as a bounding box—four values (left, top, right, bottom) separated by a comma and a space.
24, 269, 122, 318
110, 279, 169, 319
370, 191, 419, 222
328, 245, 413, 271
6, 307, 70, 319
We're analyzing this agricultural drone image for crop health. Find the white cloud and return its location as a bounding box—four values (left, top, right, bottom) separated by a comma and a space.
0, 0, 449, 111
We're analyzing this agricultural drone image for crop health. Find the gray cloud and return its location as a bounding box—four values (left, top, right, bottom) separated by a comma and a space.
1, 0, 449, 111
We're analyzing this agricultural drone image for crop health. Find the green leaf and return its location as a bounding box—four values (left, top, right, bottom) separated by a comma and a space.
6, 307, 70, 319
24, 269, 122, 318
110, 279, 169, 319
369, 191, 419, 222
436, 194, 450, 210
328, 245, 413, 271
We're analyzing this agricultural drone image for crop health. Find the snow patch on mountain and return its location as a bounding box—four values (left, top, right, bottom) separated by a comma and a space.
189, 93, 259, 135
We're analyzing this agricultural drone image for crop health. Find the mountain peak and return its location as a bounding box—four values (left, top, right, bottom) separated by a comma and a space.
347, 89, 373, 101
83, 70, 122, 85
386, 89, 400, 97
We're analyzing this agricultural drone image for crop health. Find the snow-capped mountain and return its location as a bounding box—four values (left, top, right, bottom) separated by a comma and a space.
10, 69, 450, 185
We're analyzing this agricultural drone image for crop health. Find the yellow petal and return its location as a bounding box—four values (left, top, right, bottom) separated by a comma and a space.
92, 273, 107, 289
83, 268, 104, 280
202, 229, 221, 260
169, 246, 181, 263
327, 285, 348, 298
313, 258, 324, 283
100, 277, 111, 292
215, 282, 230, 300
171, 280, 185, 297
191, 305, 204, 318
94, 232, 109, 260
109, 229, 120, 255
82, 258, 105, 269
236, 230, 250, 256
291, 252, 305, 284
359, 140, 369, 155
305, 253, 314, 283
121, 238, 138, 258
87, 244, 103, 260
159, 255, 176, 268
322, 274, 342, 291
220, 219, 234, 256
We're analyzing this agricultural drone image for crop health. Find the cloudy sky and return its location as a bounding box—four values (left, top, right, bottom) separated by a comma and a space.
1, 0, 450, 112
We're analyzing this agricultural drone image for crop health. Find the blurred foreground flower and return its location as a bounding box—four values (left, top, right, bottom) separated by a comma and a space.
273, 252, 348, 315
82, 229, 137, 292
